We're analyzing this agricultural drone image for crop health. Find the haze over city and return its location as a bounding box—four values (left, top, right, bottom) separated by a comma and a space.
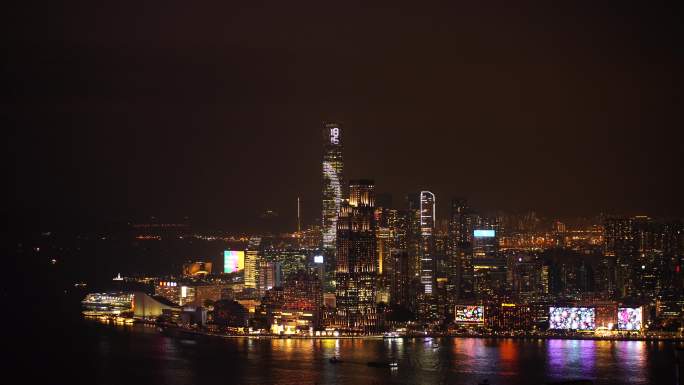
4, 2, 683, 385
6, 2, 683, 233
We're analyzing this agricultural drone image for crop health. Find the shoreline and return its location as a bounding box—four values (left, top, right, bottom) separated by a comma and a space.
83, 316, 684, 342
155, 325, 684, 343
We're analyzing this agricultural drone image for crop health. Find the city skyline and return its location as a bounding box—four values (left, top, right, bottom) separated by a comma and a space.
6, 116, 682, 234
6, 3, 683, 384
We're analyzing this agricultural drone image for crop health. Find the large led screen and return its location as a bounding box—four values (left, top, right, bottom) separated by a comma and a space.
224, 250, 245, 273
549, 307, 595, 330
473, 229, 495, 237
618, 307, 642, 331
455, 305, 484, 323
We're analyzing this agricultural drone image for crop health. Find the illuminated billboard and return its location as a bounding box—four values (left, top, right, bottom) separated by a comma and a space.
617, 307, 642, 331
473, 229, 495, 238
224, 250, 245, 273
549, 307, 595, 330
314, 255, 324, 264
455, 305, 484, 323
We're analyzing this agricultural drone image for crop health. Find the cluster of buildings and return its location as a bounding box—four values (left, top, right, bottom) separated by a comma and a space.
83, 123, 684, 337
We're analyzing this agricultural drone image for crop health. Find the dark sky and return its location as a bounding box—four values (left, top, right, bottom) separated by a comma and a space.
4, 2, 683, 232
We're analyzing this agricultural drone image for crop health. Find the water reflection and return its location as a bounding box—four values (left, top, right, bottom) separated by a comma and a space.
546, 339, 597, 381
82, 323, 682, 385
613, 340, 647, 384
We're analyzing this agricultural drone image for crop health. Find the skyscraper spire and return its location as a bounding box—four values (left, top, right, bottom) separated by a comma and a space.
297, 196, 301, 233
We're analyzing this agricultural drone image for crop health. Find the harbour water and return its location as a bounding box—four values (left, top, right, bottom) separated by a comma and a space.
36, 319, 683, 385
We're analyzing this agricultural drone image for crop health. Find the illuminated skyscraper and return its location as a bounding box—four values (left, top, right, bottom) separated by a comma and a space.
335, 180, 378, 333
472, 218, 504, 298
258, 260, 282, 297
420, 191, 436, 294
244, 237, 261, 289
322, 122, 344, 251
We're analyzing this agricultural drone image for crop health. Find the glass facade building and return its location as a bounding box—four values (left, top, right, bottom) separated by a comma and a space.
335, 180, 378, 333
420, 191, 436, 294
322, 122, 344, 251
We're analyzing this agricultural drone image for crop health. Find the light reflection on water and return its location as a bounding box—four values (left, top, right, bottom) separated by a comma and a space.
86, 323, 682, 385
546, 339, 597, 382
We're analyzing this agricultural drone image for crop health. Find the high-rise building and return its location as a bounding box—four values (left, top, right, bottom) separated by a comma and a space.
244, 237, 261, 289
472, 218, 504, 297
335, 180, 378, 333
258, 260, 282, 297
604, 216, 640, 297
262, 249, 306, 279
449, 198, 477, 300
322, 122, 344, 251
604, 216, 683, 299
419, 191, 436, 294
389, 249, 410, 306
405, 195, 423, 281
282, 269, 324, 328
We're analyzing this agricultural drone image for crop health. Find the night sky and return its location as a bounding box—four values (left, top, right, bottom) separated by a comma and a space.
4, 2, 683, 232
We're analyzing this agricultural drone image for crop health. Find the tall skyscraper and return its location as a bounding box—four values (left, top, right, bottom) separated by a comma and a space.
471, 216, 504, 298
244, 237, 261, 290
322, 122, 344, 251
405, 195, 422, 280
604, 216, 638, 297
335, 180, 378, 333
419, 191, 436, 293
449, 198, 476, 299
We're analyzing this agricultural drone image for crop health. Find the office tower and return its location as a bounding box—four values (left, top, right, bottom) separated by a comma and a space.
374, 192, 393, 277
244, 237, 261, 290
604, 216, 639, 297
510, 255, 543, 294
605, 216, 683, 299
262, 249, 307, 280
376, 226, 392, 275
282, 269, 324, 328
449, 198, 476, 299
661, 220, 684, 295
258, 260, 282, 297
472, 217, 504, 297
322, 122, 344, 251
546, 251, 595, 295
389, 249, 410, 306
335, 180, 378, 333
419, 191, 436, 294
405, 195, 422, 280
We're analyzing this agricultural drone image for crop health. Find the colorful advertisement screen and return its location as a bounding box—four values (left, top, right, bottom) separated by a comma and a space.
618, 307, 642, 331
549, 307, 595, 330
224, 250, 245, 273
473, 229, 495, 237
455, 305, 484, 323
